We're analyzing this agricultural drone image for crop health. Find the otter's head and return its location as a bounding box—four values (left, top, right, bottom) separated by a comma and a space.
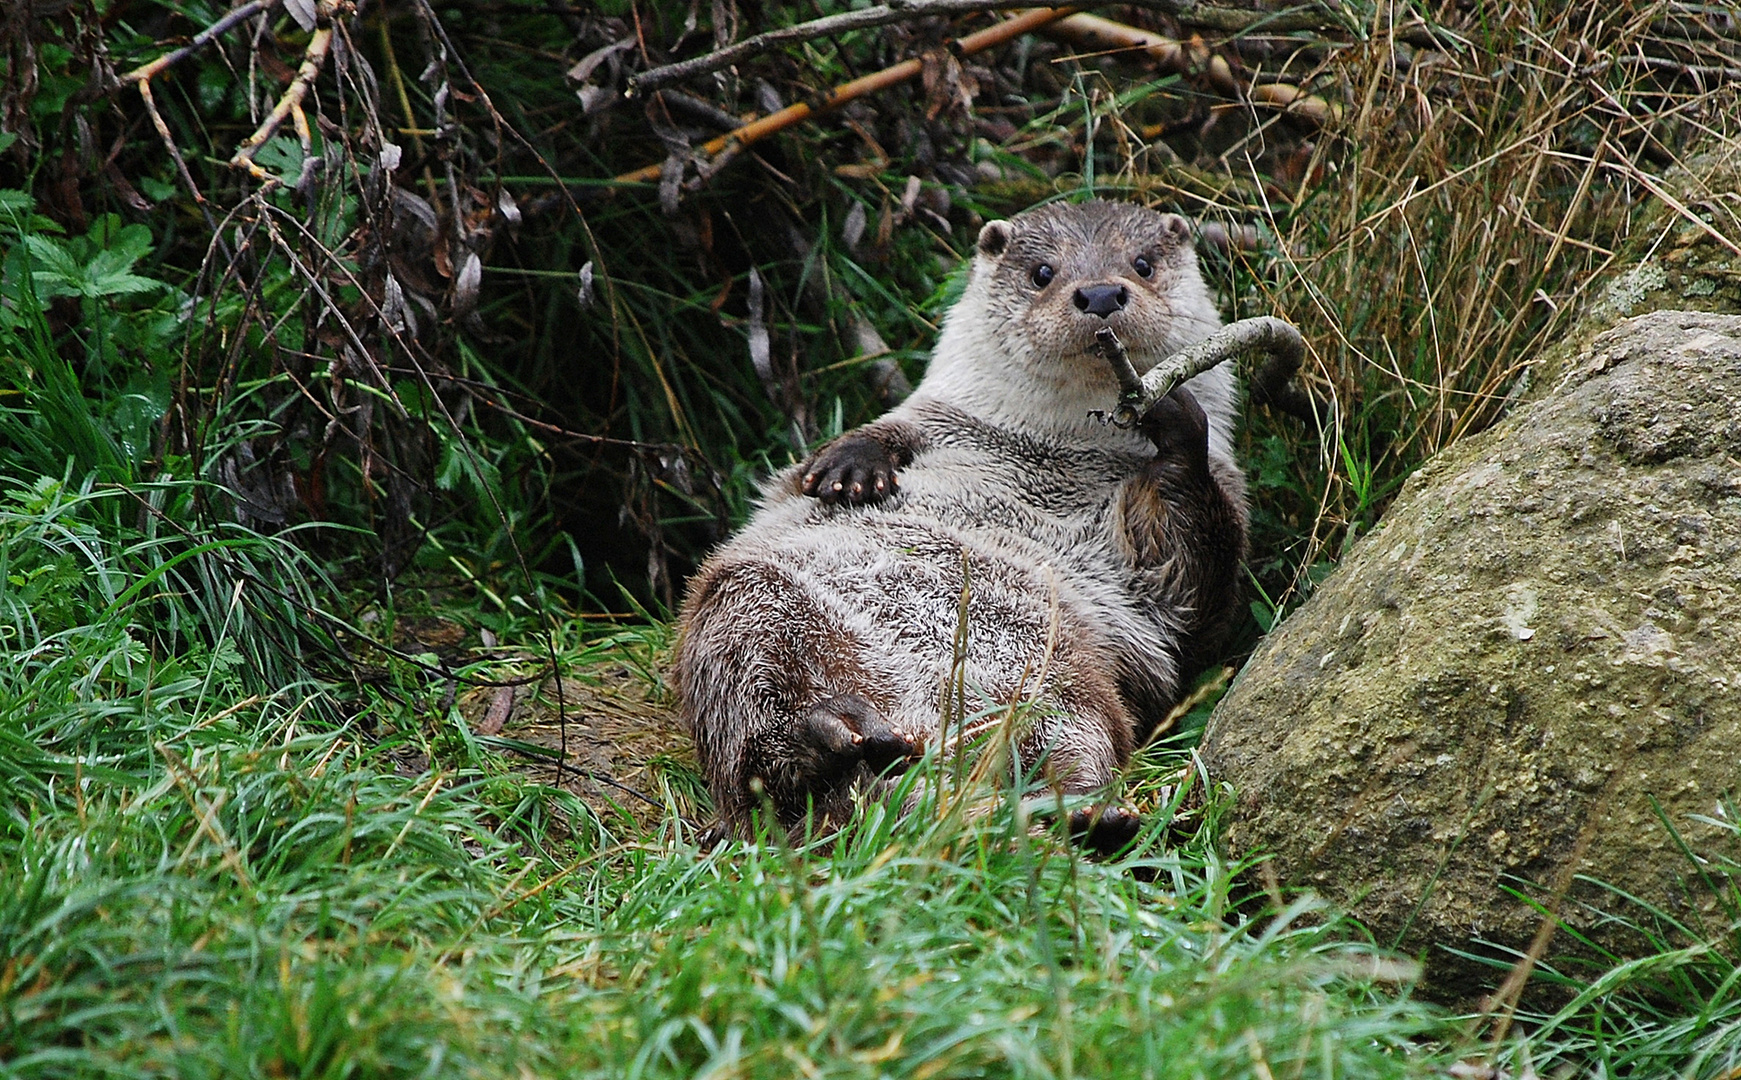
967, 201, 1219, 379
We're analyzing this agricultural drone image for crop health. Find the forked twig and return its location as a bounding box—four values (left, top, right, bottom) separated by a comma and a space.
119, 2, 290, 230
117, 0, 348, 187
232, 3, 348, 182
1093, 316, 1308, 428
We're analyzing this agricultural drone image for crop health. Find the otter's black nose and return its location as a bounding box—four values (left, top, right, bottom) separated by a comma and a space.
1073, 283, 1129, 318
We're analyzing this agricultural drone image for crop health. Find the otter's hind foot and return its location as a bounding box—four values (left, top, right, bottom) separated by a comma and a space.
803, 694, 923, 780
1068, 804, 1144, 856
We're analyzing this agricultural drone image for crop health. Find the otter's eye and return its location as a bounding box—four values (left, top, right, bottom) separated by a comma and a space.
1031, 264, 1055, 289
1133, 255, 1153, 278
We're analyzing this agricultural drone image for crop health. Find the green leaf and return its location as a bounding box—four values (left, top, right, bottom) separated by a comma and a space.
89, 217, 154, 265
253, 136, 305, 186
86, 271, 164, 299
22, 236, 83, 299
138, 176, 176, 202
1250, 598, 1276, 633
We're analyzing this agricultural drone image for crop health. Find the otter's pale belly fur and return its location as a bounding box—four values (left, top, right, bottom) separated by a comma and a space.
709, 399, 1179, 739
677, 201, 1248, 834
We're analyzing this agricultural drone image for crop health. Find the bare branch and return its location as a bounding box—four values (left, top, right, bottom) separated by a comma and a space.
137, 78, 229, 252
615, 7, 1077, 186
118, 0, 281, 86
1094, 326, 1143, 404
136, 80, 204, 207
1169, 3, 1466, 48
1622, 54, 1741, 84
1045, 12, 1346, 120
1094, 317, 1309, 429
232, 9, 340, 182
621, 5, 1351, 192
629, 0, 1204, 95
1170, 2, 1330, 34
627, 0, 1450, 113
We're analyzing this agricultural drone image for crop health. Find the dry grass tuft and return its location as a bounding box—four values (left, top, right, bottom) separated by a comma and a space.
458, 635, 704, 831
1227, 2, 1741, 597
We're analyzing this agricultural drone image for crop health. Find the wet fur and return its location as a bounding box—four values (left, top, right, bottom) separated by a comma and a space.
676, 201, 1249, 833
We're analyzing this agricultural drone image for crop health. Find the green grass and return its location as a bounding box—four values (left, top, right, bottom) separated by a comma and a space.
0, 453, 1449, 1076
6, 533, 1733, 1078
1485, 806, 1741, 1078
6, 2, 1741, 1076
1, 381, 1736, 1077
1, 455, 1732, 1076
0, 659, 1448, 1078
4, 616, 1738, 1080
0, 407, 1453, 1077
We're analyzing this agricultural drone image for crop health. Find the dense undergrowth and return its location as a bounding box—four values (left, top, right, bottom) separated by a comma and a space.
4, 0, 1741, 1076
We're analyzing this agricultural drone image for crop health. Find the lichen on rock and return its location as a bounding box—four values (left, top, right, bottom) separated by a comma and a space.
1201, 310, 1741, 1001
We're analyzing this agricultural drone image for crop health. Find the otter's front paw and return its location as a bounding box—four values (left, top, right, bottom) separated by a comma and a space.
800, 436, 900, 505
803, 694, 923, 781
1138, 386, 1211, 474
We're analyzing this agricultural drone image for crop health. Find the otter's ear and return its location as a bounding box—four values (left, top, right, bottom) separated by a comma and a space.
977, 220, 1014, 258
1158, 213, 1193, 245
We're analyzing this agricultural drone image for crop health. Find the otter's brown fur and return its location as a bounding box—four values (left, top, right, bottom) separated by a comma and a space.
676, 201, 1249, 835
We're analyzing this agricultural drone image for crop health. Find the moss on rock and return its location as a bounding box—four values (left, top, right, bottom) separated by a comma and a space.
1202, 310, 1741, 1001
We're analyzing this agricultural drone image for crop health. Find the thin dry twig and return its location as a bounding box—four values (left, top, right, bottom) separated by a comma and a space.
615, 7, 1080, 185
117, 0, 281, 85
630, 0, 1189, 94
136, 79, 208, 210
232, 2, 346, 182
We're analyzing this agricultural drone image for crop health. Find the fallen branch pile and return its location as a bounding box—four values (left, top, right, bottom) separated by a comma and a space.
615, 2, 1350, 190
615, 7, 1081, 186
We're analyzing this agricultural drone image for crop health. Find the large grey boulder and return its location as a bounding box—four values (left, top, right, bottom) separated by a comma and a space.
1201, 310, 1741, 998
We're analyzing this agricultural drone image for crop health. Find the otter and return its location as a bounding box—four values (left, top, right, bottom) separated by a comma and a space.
675, 200, 1248, 841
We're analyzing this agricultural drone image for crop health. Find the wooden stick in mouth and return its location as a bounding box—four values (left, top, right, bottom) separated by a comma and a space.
1092, 317, 1308, 429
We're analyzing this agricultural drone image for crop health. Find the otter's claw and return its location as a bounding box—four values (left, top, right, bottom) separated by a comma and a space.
860, 719, 921, 775
800, 435, 900, 506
